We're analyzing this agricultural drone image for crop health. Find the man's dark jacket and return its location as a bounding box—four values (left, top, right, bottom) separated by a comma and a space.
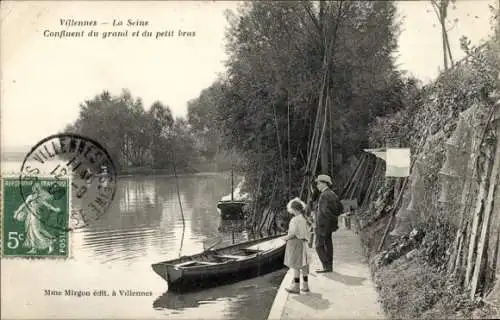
315, 188, 343, 235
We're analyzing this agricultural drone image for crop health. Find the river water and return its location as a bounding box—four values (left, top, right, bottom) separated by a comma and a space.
1, 161, 286, 319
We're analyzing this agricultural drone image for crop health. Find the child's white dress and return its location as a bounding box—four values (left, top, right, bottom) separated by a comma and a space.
284, 214, 311, 269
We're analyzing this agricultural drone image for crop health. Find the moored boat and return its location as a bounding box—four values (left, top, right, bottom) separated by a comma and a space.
217, 200, 247, 219
151, 234, 287, 292
218, 159, 250, 220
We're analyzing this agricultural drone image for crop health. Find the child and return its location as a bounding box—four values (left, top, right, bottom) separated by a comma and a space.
283, 197, 311, 293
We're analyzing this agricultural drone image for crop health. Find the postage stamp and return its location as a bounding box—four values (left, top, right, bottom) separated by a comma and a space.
2, 176, 70, 258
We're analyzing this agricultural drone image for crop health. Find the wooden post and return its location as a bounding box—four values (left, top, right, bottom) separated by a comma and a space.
470, 109, 500, 299
362, 159, 381, 208
350, 155, 370, 200
376, 176, 410, 252
231, 171, 234, 201
453, 235, 465, 276
465, 146, 492, 287
253, 174, 263, 231
258, 208, 270, 233
377, 132, 427, 252
448, 105, 498, 274
359, 157, 377, 205
342, 153, 366, 198
353, 156, 371, 203
341, 155, 360, 197
321, 97, 330, 176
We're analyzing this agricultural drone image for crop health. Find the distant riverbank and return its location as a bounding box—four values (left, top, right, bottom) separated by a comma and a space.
116, 166, 243, 179
117, 169, 228, 179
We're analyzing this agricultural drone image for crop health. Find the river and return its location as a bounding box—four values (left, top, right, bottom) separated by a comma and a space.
1, 160, 286, 319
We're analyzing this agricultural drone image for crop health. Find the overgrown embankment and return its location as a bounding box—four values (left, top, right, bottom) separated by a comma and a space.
359, 39, 500, 319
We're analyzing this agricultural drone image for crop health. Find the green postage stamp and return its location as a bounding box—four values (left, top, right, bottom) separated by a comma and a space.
2, 177, 70, 258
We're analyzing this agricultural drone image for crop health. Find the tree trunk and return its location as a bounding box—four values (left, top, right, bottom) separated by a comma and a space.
442, 25, 448, 70
440, 1, 449, 70
498, 0, 500, 38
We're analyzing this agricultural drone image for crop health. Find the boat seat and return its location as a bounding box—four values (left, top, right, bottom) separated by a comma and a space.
242, 248, 261, 254
194, 261, 218, 265
176, 260, 218, 267
176, 261, 195, 267
214, 254, 247, 260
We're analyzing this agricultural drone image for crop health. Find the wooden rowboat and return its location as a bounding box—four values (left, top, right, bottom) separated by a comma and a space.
151, 234, 287, 292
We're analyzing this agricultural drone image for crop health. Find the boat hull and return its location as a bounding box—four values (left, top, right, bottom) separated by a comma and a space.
151, 235, 286, 292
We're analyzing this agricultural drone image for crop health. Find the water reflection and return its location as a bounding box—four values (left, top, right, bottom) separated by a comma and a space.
79, 175, 232, 263
77, 175, 282, 319
153, 269, 287, 320
214, 219, 247, 247
119, 179, 157, 213
0, 170, 285, 320
72, 175, 255, 263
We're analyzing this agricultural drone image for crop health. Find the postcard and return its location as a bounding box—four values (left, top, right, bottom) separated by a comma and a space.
1, 1, 498, 319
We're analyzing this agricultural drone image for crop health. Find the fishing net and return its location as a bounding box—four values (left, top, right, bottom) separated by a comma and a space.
390, 106, 481, 237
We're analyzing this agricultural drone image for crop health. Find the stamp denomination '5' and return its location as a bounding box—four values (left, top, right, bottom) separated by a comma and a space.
2, 177, 69, 258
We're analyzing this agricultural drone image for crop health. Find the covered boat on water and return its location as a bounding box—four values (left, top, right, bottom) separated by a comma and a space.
151, 234, 286, 292
217, 200, 247, 219
218, 167, 250, 220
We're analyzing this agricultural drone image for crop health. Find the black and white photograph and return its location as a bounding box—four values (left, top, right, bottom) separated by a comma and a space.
1, 0, 499, 319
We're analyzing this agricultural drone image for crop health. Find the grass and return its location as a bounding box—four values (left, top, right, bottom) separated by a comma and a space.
472, 303, 500, 319
360, 218, 479, 319
373, 254, 476, 319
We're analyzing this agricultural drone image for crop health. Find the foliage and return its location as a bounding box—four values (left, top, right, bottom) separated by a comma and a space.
187, 81, 226, 161
374, 255, 475, 319
367, 36, 499, 266
369, 37, 499, 151
363, 30, 499, 320
368, 76, 422, 147
63, 90, 199, 173
418, 214, 457, 269
186, 1, 406, 217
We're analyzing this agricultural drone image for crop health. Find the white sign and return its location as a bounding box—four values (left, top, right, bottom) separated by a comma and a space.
386, 148, 411, 177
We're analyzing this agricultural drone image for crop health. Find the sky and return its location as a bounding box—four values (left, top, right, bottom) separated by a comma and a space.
1, 0, 497, 150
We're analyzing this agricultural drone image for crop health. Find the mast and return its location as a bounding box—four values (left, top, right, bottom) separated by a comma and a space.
231, 150, 234, 201
288, 102, 292, 200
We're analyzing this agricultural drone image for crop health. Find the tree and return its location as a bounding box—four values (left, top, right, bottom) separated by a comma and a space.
187, 80, 226, 160
191, 0, 404, 222
64, 90, 198, 173
169, 117, 199, 172
430, 0, 455, 70
149, 101, 174, 168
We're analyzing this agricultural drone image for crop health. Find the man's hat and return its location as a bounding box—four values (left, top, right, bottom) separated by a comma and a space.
315, 174, 332, 185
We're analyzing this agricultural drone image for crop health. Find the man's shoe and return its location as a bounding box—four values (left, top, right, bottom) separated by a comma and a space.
316, 269, 332, 273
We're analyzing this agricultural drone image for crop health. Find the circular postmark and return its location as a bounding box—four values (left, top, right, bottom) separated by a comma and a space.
19, 133, 117, 232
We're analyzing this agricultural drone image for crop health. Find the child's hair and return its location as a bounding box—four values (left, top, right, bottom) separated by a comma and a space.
287, 197, 306, 215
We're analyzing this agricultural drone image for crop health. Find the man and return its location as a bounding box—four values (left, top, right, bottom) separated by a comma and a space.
314, 174, 343, 273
